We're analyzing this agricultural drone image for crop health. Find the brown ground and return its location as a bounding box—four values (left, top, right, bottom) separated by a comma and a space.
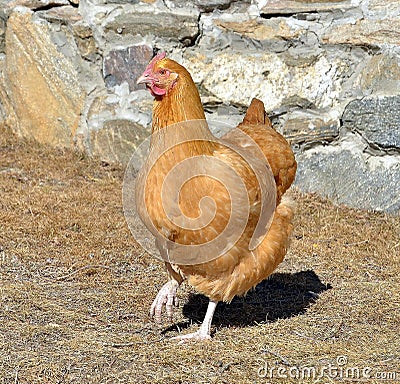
0, 125, 399, 383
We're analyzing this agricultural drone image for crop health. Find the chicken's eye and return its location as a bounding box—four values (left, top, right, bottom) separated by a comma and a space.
159, 69, 167, 76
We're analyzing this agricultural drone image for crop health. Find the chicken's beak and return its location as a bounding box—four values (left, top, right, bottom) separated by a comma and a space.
137, 73, 152, 85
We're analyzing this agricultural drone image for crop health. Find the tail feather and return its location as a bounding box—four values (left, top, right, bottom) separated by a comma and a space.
238, 98, 297, 204
241, 98, 267, 125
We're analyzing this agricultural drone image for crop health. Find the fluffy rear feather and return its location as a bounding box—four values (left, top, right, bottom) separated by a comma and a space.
238, 99, 297, 204
241, 98, 267, 125
182, 198, 294, 302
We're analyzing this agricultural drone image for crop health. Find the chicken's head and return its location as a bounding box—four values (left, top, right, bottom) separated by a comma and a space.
137, 51, 179, 97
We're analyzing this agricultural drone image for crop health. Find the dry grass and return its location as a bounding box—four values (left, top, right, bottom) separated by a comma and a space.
0, 125, 399, 383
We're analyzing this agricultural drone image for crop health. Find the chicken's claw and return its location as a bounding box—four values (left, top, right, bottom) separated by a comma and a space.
171, 330, 212, 344
150, 280, 179, 322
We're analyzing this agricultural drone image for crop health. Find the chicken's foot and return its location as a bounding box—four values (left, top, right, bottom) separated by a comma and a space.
150, 279, 179, 322
171, 300, 218, 343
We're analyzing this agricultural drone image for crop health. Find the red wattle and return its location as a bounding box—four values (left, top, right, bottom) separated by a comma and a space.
150, 84, 166, 96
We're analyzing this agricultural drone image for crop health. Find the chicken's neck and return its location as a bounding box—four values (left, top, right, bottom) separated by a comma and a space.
150, 80, 215, 154
152, 81, 207, 132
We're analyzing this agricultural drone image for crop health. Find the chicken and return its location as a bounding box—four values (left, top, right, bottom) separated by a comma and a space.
136, 52, 297, 341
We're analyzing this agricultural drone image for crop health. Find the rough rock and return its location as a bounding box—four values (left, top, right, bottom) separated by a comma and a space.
295, 133, 400, 213
70, 20, 98, 61
79, 83, 152, 164
214, 18, 301, 41
182, 51, 348, 111
0, 7, 85, 147
0, 15, 5, 54
146, 0, 250, 11
279, 112, 340, 147
322, 18, 400, 47
259, 0, 355, 14
85, 85, 152, 131
31, 5, 103, 99
358, 54, 400, 95
342, 96, 400, 152
6, 0, 70, 10
367, 0, 400, 16
103, 45, 153, 92
36, 5, 81, 22
90, 119, 150, 165
104, 5, 199, 44
194, 0, 250, 12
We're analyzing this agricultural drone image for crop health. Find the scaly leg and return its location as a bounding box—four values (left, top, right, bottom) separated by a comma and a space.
171, 300, 218, 343
150, 280, 179, 322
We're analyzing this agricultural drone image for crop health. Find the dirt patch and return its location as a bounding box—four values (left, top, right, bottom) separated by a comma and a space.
1, 125, 399, 383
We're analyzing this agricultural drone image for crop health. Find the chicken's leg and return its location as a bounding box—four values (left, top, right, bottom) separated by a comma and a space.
150, 279, 179, 322
171, 300, 218, 343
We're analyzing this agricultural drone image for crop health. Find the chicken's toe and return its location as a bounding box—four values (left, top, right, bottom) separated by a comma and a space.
171, 330, 212, 344
150, 280, 179, 322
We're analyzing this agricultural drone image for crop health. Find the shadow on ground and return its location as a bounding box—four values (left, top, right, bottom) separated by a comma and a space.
165, 270, 331, 332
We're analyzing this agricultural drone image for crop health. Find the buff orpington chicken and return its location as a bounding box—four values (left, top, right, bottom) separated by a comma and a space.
135, 52, 297, 341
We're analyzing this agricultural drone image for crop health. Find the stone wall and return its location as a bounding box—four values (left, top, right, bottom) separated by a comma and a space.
0, 0, 399, 213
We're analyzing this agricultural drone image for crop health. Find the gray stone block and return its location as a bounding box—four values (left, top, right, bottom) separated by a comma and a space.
342, 96, 400, 152
295, 134, 400, 213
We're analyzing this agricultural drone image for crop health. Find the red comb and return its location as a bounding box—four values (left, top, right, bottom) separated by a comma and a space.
147, 51, 167, 70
